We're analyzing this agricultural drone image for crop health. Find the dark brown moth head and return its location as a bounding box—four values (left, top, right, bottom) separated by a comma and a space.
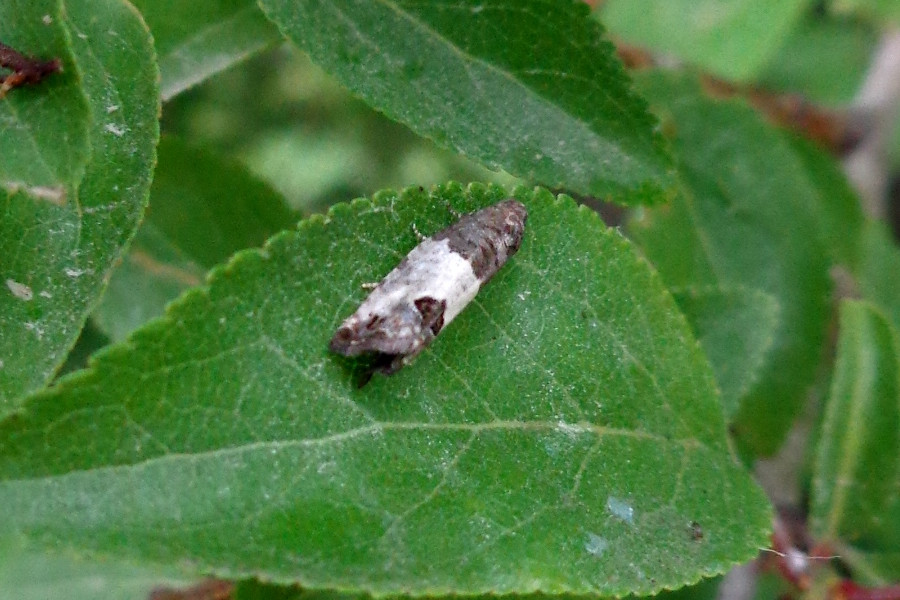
329, 297, 446, 361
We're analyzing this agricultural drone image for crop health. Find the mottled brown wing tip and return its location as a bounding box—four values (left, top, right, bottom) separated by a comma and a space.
500, 197, 527, 214
500, 198, 528, 232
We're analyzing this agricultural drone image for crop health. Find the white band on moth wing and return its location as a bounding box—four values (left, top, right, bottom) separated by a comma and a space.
353, 239, 481, 325
400, 239, 482, 325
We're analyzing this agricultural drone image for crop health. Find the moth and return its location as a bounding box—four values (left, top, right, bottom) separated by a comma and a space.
330, 199, 528, 376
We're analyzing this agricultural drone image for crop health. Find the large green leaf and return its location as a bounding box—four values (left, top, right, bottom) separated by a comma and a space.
256, 0, 674, 204
0, 184, 769, 597
630, 72, 832, 456
0, 0, 159, 411
600, 0, 812, 81
129, 0, 282, 100
810, 301, 900, 584
94, 136, 296, 341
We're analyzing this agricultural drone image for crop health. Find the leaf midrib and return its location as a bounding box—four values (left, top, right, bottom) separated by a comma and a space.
8, 419, 703, 483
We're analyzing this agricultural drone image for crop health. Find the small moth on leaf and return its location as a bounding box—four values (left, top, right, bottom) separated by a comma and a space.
330, 199, 527, 377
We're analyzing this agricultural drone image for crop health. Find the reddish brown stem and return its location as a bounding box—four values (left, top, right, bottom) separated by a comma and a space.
0, 40, 60, 98
148, 579, 234, 600
835, 581, 900, 600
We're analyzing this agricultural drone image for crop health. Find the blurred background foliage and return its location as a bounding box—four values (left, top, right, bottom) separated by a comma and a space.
162, 45, 521, 216
158, 3, 900, 226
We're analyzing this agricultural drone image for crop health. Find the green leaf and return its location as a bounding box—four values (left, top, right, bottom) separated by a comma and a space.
810, 300, 900, 583
130, 0, 282, 101
234, 580, 315, 600
0, 184, 769, 597
653, 575, 722, 600
833, 0, 900, 24
0, 2, 89, 190
0, 0, 159, 410
858, 220, 900, 332
256, 0, 675, 204
232, 577, 726, 600
757, 14, 876, 106
145, 137, 297, 269
0, 534, 191, 600
630, 72, 832, 456
672, 286, 780, 418
92, 224, 205, 342
57, 320, 111, 377
600, 0, 813, 81
94, 136, 297, 340
787, 136, 866, 267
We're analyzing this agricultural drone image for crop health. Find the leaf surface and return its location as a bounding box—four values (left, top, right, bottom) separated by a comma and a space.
0, 535, 190, 600
810, 301, 900, 583
129, 0, 282, 100
630, 72, 832, 455
787, 136, 866, 266
858, 220, 900, 332
93, 136, 296, 340
672, 286, 779, 418
0, 0, 159, 410
257, 0, 674, 204
0, 184, 769, 597
600, 0, 812, 81
758, 15, 875, 106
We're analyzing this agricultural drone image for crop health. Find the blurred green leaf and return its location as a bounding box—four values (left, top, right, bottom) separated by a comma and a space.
600, 0, 813, 81
858, 220, 900, 331
654, 575, 722, 600
672, 286, 780, 418
834, 0, 900, 24
92, 224, 205, 342
630, 72, 832, 456
94, 136, 297, 340
57, 320, 111, 377
787, 135, 866, 267
141, 137, 296, 268
234, 581, 325, 600
161, 46, 522, 213
0, 184, 769, 597
757, 14, 875, 106
257, 0, 675, 204
810, 300, 900, 584
0, 0, 159, 411
130, 0, 282, 100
